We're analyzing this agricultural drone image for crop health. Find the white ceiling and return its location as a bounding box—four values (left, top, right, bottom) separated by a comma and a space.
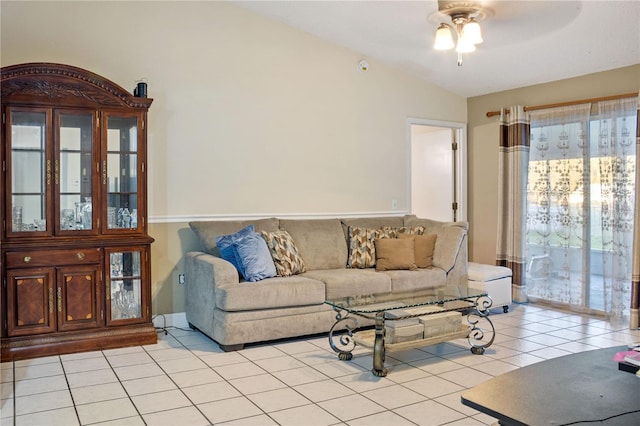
232, 0, 640, 98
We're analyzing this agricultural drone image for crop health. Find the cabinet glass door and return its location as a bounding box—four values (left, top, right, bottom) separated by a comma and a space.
57, 111, 95, 232
8, 109, 50, 234
107, 249, 144, 324
105, 115, 139, 231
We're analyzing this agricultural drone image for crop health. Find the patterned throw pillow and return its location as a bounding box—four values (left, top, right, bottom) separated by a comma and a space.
260, 230, 306, 276
347, 227, 394, 268
380, 226, 426, 238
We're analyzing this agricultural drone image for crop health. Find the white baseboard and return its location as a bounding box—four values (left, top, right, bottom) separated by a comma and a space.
152, 312, 189, 330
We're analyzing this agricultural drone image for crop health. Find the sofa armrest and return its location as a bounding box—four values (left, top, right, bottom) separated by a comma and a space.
432, 226, 468, 287
184, 251, 239, 335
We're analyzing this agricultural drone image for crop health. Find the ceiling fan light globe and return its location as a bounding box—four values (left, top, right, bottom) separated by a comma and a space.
434, 24, 455, 50
456, 37, 476, 53
463, 20, 483, 44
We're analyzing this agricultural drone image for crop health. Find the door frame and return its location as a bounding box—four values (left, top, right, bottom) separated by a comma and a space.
406, 118, 467, 222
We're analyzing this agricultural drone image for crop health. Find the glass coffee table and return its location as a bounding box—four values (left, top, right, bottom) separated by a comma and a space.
325, 286, 495, 377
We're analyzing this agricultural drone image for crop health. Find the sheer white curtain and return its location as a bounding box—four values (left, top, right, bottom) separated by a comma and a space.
593, 98, 637, 317
526, 104, 592, 311
526, 100, 637, 318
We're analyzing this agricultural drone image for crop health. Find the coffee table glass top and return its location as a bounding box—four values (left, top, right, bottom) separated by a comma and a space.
324, 285, 488, 316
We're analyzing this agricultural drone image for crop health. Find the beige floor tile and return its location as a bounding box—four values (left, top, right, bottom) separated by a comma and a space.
13, 356, 59, 368
197, 395, 263, 424
66, 368, 119, 388
156, 355, 207, 373
113, 362, 165, 381
180, 380, 241, 405
393, 400, 466, 426
361, 384, 427, 410
266, 403, 340, 426
147, 347, 195, 362
104, 351, 155, 368
272, 366, 330, 387
142, 406, 209, 425
14, 406, 79, 426
347, 410, 417, 425
402, 375, 464, 399
15, 389, 73, 416
14, 362, 63, 381
130, 389, 192, 415
14, 375, 68, 397
122, 374, 178, 397
318, 393, 386, 422
76, 398, 138, 424
293, 379, 355, 403
1, 369, 13, 384
246, 387, 311, 412
71, 382, 127, 405
220, 413, 279, 425
213, 361, 267, 380
1, 397, 14, 419
229, 373, 287, 395
168, 367, 223, 388
253, 355, 307, 373
61, 356, 110, 374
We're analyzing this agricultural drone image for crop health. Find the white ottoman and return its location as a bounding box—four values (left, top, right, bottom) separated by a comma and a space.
468, 262, 513, 313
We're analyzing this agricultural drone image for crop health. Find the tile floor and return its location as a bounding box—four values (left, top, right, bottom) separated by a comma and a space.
1, 303, 639, 426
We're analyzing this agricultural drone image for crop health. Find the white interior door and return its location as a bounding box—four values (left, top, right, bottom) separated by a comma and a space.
408, 119, 466, 222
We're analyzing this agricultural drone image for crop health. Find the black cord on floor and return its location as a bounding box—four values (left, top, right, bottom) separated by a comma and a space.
152, 314, 198, 335
558, 408, 640, 425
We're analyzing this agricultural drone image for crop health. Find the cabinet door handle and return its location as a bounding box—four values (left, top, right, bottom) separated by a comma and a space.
57, 287, 62, 312
23, 256, 31, 263
103, 160, 107, 185
46, 160, 51, 185
76, 252, 85, 260
54, 160, 60, 185
49, 288, 54, 313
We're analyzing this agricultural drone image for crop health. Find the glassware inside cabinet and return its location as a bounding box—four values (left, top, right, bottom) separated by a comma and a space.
59, 112, 93, 231
109, 251, 142, 320
106, 115, 139, 229
10, 110, 48, 232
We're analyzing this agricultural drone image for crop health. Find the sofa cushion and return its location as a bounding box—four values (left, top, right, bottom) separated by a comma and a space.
279, 219, 347, 270
214, 225, 254, 275
233, 232, 277, 282
381, 268, 447, 293
399, 233, 437, 268
374, 238, 417, 271
302, 268, 392, 299
260, 229, 306, 276
190, 218, 280, 256
216, 276, 326, 311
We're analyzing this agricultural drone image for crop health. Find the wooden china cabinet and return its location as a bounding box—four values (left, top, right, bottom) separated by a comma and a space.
0, 63, 156, 360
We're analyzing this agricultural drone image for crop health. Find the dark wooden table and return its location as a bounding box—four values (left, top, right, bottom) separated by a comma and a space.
461, 346, 640, 425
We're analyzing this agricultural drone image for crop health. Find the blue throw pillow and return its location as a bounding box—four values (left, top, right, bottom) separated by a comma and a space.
233, 232, 277, 282
215, 225, 255, 276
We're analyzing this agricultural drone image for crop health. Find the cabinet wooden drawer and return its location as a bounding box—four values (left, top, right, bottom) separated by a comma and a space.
6, 248, 101, 268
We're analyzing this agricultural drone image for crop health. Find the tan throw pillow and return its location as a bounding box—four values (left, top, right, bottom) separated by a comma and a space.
399, 233, 437, 268
260, 230, 306, 276
374, 238, 417, 271
347, 227, 392, 268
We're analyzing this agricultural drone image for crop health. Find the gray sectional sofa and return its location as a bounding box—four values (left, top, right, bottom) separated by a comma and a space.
185, 215, 468, 351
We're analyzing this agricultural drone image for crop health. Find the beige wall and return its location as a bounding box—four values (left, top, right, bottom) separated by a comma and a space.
1, 1, 467, 314
467, 64, 640, 265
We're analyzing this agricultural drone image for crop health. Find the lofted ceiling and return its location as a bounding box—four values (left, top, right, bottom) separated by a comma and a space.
232, 0, 640, 98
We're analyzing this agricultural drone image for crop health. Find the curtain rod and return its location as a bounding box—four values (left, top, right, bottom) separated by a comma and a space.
485, 91, 638, 118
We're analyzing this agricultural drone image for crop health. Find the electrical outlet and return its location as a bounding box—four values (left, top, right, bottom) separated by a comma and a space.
391, 199, 398, 210
178, 274, 185, 285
